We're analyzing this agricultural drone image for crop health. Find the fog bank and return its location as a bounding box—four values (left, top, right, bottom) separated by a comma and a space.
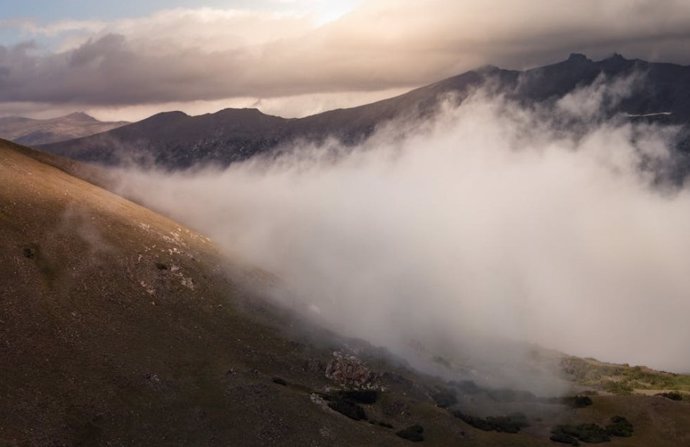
115, 87, 690, 377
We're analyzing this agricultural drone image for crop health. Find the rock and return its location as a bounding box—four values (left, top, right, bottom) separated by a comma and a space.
325, 352, 377, 388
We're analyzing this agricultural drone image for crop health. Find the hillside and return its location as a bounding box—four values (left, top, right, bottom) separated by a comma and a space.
2, 138, 690, 446
39, 54, 690, 169
0, 112, 127, 146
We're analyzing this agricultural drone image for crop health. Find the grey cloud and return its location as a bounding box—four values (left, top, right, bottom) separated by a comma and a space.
1, 0, 690, 110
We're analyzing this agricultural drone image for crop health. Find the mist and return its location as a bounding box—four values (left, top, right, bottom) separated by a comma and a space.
114, 84, 690, 381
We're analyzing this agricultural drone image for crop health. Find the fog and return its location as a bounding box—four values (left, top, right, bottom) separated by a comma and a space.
114, 83, 690, 381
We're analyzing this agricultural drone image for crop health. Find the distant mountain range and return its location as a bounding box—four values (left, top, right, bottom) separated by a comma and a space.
39, 54, 690, 169
0, 112, 128, 146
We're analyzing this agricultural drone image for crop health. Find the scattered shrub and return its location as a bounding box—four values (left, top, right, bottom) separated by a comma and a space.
155, 262, 168, 270
339, 389, 378, 404
453, 411, 528, 433
551, 423, 610, 444
550, 432, 579, 445
327, 398, 367, 421
431, 388, 457, 408
656, 391, 683, 401
23, 246, 36, 259
562, 395, 593, 408
272, 377, 288, 386
605, 416, 633, 437
396, 424, 424, 442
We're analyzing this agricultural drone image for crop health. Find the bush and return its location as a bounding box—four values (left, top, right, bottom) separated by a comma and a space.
561, 395, 593, 408
605, 416, 633, 437
453, 411, 528, 433
550, 432, 579, 445
551, 423, 610, 444
327, 398, 367, 421
339, 389, 378, 404
431, 388, 457, 408
271, 377, 288, 386
656, 391, 683, 401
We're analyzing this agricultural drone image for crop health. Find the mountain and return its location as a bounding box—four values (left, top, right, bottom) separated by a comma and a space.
0, 112, 128, 146
39, 54, 690, 169
2, 137, 690, 445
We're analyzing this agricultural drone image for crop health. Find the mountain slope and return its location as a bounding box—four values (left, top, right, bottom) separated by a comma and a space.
39, 54, 690, 169
0, 112, 127, 145
2, 138, 690, 446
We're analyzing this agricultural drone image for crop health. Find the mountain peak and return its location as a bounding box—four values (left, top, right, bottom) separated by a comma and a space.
567, 53, 591, 63
64, 112, 97, 121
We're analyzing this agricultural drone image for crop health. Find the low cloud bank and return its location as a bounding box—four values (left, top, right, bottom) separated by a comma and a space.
115, 84, 690, 382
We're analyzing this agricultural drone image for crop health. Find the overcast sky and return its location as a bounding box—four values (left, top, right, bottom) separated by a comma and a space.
2, 0, 690, 120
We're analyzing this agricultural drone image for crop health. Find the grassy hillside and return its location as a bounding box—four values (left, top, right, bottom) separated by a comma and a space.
1, 139, 689, 446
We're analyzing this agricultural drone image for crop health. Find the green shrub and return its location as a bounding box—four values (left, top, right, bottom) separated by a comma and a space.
551, 423, 610, 443
605, 416, 633, 437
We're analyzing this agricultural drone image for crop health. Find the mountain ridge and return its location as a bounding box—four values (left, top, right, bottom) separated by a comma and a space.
38, 54, 690, 169
0, 112, 128, 146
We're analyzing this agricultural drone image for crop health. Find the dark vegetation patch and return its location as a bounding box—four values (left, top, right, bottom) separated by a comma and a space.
368, 420, 394, 429
550, 431, 580, 445
271, 377, 288, 386
431, 387, 457, 408
561, 395, 593, 408
551, 423, 611, 444
605, 416, 633, 437
656, 391, 683, 401
327, 398, 367, 421
452, 411, 529, 433
551, 416, 633, 445
22, 245, 37, 259
396, 424, 424, 442
338, 389, 378, 404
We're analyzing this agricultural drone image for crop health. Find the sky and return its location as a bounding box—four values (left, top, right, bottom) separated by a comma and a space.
2, 0, 690, 120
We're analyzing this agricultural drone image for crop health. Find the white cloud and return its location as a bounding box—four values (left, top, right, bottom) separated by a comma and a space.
112, 82, 690, 383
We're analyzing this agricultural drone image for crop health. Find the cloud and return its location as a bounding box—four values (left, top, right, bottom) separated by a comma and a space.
2, 0, 690, 117
111, 79, 690, 385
